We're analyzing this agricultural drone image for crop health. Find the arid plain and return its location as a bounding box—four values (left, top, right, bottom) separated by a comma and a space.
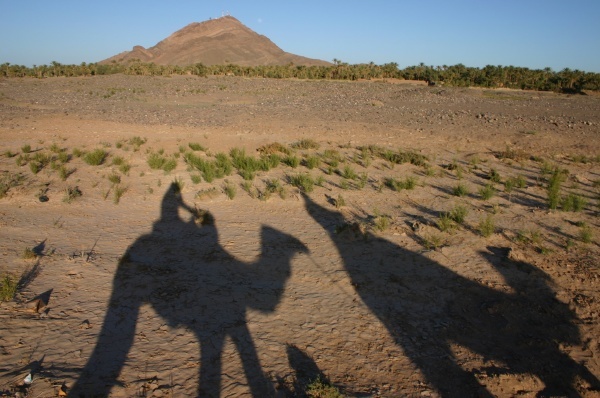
1, 75, 599, 397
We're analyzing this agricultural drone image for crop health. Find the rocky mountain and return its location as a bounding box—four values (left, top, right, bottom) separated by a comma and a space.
100, 16, 330, 67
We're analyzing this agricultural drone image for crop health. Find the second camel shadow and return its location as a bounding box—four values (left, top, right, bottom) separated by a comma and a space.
70, 184, 308, 397
303, 193, 599, 397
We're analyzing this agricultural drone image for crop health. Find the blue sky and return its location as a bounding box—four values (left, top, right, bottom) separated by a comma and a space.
1, 0, 599, 72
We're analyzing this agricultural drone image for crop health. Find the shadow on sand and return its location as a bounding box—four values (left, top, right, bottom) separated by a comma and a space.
70, 184, 307, 397
303, 193, 599, 397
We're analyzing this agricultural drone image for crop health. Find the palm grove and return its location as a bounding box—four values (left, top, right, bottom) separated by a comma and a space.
2, 60, 599, 93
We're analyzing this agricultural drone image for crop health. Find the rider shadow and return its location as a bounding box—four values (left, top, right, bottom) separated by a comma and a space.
70, 184, 307, 397
303, 194, 599, 397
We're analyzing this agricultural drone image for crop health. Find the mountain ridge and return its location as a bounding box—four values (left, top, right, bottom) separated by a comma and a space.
100, 16, 330, 67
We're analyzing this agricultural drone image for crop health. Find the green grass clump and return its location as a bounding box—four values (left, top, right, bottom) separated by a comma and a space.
437, 213, 455, 232
340, 165, 358, 180
488, 168, 501, 183
479, 184, 495, 200
188, 142, 206, 151
452, 183, 469, 197
108, 173, 121, 185
162, 158, 177, 173
449, 205, 468, 224
305, 155, 321, 170
290, 138, 320, 150
72, 148, 85, 158
265, 178, 287, 199
190, 174, 202, 184
21, 144, 32, 154
289, 173, 315, 192
384, 176, 417, 191
547, 167, 566, 210
478, 215, 495, 238
306, 376, 343, 398
223, 181, 236, 200
83, 149, 108, 166
113, 185, 127, 204
58, 165, 75, 181
577, 223, 593, 243
0, 274, 18, 302
321, 149, 342, 167
561, 193, 587, 212
22, 247, 37, 259
128, 136, 147, 148
283, 155, 301, 168
147, 153, 166, 169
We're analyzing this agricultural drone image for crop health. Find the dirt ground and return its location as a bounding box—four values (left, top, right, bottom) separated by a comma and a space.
0, 75, 599, 397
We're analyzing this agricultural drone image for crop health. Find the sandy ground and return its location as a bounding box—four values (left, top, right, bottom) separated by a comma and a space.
0, 75, 599, 397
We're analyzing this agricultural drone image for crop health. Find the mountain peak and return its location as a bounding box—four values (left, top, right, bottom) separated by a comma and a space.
100, 16, 329, 67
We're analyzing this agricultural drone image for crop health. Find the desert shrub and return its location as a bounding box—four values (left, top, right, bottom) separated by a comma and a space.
579, 224, 593, 243
57, 151, 70, 164
290, 138, 320, 150
437, 213, 455, 232
58, 165, 75, 181
21, 144, 31, 154
63, 186, 82, 203
112, 156, 125, 166
422, 233, 444, 250
162, 158, 177, 173
223, 181, 236, 200
0, 274, 18, 302
305, 155, 320, 169
22, 247, 37, 259
561, 193, 587, 212
289, 173, 315, 192
488, 168, 501, 183
479, 184, 495, 200
72, 148, 84, 158
452, 183, 469, 197
148, 153, 166, 169
374, 214, 391, 232
283, 155, 300, 168
404, 176, 417, 190
449, 205, 468, 224
260, 154, 280, 170
257, 142, 290, 155
195, 187, 219, 200
188, 142, 206, 151
478, 215, 495, 237
83, 149, 108, 166
241, 181, 258, 198
190, 174, 202, 184
0, 173, 24, 199
113, 185, 127, 204
547, 167, 566, 210
108, 173, 121, 185
128, 136, 147, 148
340, 165, 357, 180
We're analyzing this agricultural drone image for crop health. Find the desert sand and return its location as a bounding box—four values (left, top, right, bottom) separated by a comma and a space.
0, 75, 599, 397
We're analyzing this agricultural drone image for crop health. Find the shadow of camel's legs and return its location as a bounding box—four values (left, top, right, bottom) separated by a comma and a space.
69, 296, 140, 397
230, 323, 274, 397
199, 334, 225, 398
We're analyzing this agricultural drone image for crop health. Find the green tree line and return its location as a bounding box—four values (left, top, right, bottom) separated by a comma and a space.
2, 60, 599, 92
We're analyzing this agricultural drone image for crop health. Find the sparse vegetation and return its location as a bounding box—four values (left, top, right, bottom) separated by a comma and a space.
0, 274, 18, 302
83, 149, 108, 166
289, 173, 315, 192
63, 186, 82, 203
452, 183, 469, 197
478, 215, 495, 237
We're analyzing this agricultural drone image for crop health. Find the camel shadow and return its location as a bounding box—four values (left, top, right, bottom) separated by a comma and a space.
303, 193, 599, 397
70, 184, 307, 397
